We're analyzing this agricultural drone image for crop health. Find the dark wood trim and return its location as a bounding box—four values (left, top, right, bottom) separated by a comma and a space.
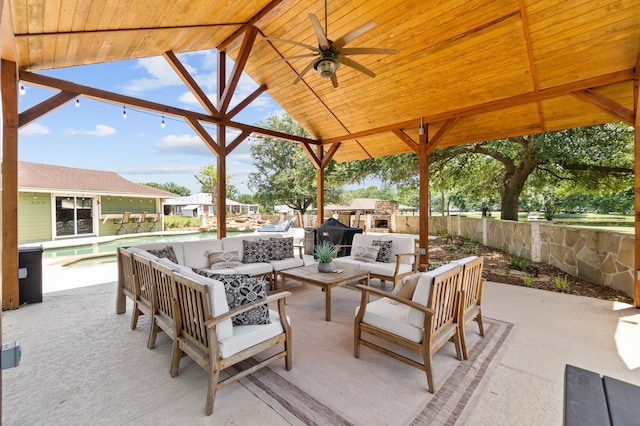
418, 127, 429, 270
322, 69, 634, 145
19, 90, 77, 127
320, 143, 341, 169
227, 84, 268, 119
392, 129, 418, 152
163, 51, 219, 116
219, 26, 258, 113
634, 63, 640, 308
217, 0, 284, 51
571, 89, 635, 126
227, 130, 251, 154
316, 146, 325, 225
300, 142, 321, 169
428, 117, 460, 152
185, 117, 219, 156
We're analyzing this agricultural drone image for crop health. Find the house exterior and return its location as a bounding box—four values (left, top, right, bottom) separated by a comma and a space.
18, 161, 176, 244
163, 193, 259, 217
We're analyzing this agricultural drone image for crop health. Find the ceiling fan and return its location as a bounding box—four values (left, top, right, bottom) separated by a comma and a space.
264, 1, 396, 88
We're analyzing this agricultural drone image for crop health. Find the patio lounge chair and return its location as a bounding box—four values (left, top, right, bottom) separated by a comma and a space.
169, 270, 292, 415
257, 217, 295, 232
354, 263, 464, 393
453, 256, 485, 360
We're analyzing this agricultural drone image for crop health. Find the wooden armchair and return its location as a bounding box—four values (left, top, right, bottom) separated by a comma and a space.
130, 252, 155, 341
145, 259, 178, 349
117, 247, 152, 330
454, 256, 485, 359
354, 264, 464, 393
169, 270, 292, 415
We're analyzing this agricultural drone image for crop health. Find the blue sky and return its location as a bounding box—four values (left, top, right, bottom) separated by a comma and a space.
18, 50, 284, 195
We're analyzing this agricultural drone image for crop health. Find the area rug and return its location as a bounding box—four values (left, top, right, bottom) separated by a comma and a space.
239, 282, 513, 426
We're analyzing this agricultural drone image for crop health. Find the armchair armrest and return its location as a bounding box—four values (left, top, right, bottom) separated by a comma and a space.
206, 291, 291, 328
355, 284, 434, 315
393, 252, 420, 274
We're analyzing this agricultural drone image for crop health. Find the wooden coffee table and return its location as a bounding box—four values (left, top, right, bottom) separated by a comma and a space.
279, 265, 369, 321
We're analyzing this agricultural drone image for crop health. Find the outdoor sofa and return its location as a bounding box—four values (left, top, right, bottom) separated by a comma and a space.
332, 233, 418, 288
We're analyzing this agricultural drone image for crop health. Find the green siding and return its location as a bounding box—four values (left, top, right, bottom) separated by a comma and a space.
100, 197, 159, 235
18, 192, 52, 244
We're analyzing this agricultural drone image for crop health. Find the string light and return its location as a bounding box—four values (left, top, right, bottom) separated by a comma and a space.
161, 115, 166, 128
75, 98, 80, 108
122, 106, 127, 119
19, 85, 26, 95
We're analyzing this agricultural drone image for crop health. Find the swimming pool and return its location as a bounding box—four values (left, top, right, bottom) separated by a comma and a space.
44, 231, 249, 259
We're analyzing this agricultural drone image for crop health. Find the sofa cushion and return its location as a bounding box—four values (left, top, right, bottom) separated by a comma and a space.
232, 262, 273, 276
206, 250, 241, 269
146, 245, 179, 264
270, 257, 304, 272
357, 299, 422, 342
270, 237, 294, 260
351, 234, 416, 265
392, 273, 421, 300
373, 240, 393, 263
192, 270, 270, 326
133, 242, 185, 265
218, 310, 287, 358
353, 246, 380, 263
243, 239, 272, 263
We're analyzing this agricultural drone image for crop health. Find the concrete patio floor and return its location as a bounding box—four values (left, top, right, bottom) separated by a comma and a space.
3, 258, 640, 425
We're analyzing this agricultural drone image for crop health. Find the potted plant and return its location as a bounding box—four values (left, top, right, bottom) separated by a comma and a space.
314, 241, 339, 273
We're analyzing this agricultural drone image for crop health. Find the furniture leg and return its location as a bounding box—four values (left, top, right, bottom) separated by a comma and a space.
325, 285, 332, 321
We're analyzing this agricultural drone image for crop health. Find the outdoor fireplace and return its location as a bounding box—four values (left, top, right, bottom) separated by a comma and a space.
368, 200, 399, 233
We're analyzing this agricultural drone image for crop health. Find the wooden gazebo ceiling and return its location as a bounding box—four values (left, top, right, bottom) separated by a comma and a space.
5, 0, 640, 162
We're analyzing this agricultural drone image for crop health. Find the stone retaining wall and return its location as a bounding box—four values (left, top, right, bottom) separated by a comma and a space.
430, 216, 634, 297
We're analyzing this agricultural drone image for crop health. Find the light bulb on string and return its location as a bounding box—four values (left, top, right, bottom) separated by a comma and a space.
75, 98, 80, 108
161, 115, 166, 128
19, 85, 26, 95
122, 106, 127, 119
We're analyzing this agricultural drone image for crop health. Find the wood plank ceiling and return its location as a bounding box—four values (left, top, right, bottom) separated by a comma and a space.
5, 0, 640, 162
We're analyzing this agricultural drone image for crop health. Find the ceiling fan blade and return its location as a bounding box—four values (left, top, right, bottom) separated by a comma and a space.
340, 47, 397, 56
265, 53, 318, 65
331, 74, 339, 88
293, 60, 317, 84
334, 21, 377, 49
263, 37, 318, 52
339, 56, 376, 78
308, 13, 330, 50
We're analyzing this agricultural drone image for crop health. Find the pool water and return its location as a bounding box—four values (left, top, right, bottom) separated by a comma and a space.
45, 231, 249, 262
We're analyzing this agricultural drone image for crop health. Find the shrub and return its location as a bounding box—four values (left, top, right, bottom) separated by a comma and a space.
554, 275, 569, 292
523, 273, 534, 287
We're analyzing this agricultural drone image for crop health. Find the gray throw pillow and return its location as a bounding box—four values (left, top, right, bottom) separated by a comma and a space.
372, 240, 393, 263
242, 240, 272, 263
147, 245, 178, 264
353, 246, 380, 263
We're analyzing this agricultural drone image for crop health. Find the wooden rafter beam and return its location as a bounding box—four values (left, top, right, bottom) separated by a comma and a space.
19, 90, 77, 127
1, 0, 17, 62
227, 130, 251, 154
163, 51, 219, 117
185, 117, 219, 157
322, 69, 634, 145
13, 23, 236, 39
300, 142, 321, 169
392, 129, 418, 152
227, 84, 267, 119
219, 26, 258, 113
428, 117, 460, 150
217, 0, 284, 51
19, 70, 319, 146
571, 89, 635, 126
320, 143, 341, 169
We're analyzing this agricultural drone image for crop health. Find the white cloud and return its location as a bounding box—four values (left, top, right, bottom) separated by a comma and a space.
84, 124, 116, 137
63, 128, 81, 136
155, 134, 213, 156
116, 164, 200, 175
20, 123, 50, 135
122, 57, 187, 93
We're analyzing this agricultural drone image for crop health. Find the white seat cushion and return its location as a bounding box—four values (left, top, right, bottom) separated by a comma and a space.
232, 262, 273, 276
132, 243, 185, 265
357, 298, 423, 342
366, 262, 413, 276
218, 309, 289, 358
270, 257, 304, 271
333, 257, 365, 269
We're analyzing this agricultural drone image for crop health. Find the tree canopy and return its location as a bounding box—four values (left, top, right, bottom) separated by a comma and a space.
195, 164, 240, 214
362, 123, 633, 220
143, 181, 191, 196
248, 114, 366, 214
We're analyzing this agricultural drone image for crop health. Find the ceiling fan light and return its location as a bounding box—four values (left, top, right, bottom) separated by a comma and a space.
315, 59, 338, 78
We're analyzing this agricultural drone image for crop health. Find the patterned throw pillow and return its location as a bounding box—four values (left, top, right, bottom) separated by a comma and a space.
270, 237, 294, 260
147, 245, 179, 264
242, 240, 272, 263
353, 246, 380, 263
206, 250, 241, 268
373, 240, 393, 263
191, 269, 270, 325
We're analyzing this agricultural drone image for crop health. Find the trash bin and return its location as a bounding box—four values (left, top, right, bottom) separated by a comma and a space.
18, 245, 43, 304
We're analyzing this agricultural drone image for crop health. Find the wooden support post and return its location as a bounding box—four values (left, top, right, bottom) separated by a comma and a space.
1, 59, 19, 309
316, 145, 325, 225
418, 127, 429, 271
634, 83, 640, 307
217, 125, 227, 239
